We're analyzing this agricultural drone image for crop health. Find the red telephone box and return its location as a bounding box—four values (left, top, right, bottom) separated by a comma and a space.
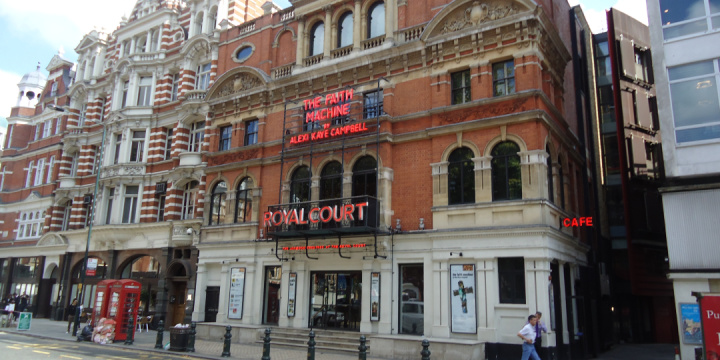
106, 279, 141, 342
91, 280, 117, 326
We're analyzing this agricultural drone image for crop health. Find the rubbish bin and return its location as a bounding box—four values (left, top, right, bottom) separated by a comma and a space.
169, 328, 190, 351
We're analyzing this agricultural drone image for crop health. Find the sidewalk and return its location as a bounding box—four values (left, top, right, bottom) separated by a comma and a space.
0, 318, 385, 360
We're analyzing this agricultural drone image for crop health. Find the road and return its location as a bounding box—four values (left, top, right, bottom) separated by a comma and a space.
0, 332, 196, 360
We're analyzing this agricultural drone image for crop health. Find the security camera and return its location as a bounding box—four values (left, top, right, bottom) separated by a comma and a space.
186, 228, 193, 235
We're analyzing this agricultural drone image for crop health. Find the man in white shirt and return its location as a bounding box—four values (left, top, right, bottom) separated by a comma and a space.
517, 314, 541, 360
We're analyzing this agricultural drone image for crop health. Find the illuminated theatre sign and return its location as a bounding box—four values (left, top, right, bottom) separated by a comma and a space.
263, 201, 369, 227
289, 89, 369, 145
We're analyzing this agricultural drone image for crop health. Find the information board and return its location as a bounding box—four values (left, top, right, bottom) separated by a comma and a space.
228, 267, 246, 320
17, 312, 31, 331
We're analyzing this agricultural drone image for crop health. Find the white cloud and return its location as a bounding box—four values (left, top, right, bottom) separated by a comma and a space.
0, 70, 22, 128
581, 6, 610, 34
0, 0, 136, 56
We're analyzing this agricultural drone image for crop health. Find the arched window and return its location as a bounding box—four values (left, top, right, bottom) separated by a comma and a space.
338, 12, 353, 48
546, 145, 554, 203
235, 177, 253, 223
448, 147, 475, 205
320, 161, 343, 200
121, 256, 159, 279
309, 22, 324, 56
194, 11, 204, 36
290, 166, 311, 203
367, 2, 385, 39
210, 181, 227, 225
491, 141, 522, 201
182, 181, 199, 220
352, 156, 377, 197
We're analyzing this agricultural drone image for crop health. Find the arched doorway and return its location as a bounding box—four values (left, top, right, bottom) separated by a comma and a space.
166, 260, 191, 326
119, 255, 159, 317
70, 257, 108, 311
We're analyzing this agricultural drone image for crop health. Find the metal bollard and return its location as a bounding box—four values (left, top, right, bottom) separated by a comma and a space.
358, 335, 367, 360
154, 320, 164, 349
187, 322, 196, 352
221, 325, 232, 357
420, 339, 431, 360
262, 328, 272, 360
124, 315, 135, 345
307, 330, 316, 360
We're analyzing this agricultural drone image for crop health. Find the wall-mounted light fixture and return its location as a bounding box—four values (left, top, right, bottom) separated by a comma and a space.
187, 294, 193, 301
419, 218, 425, 230
395, 219, 402, 232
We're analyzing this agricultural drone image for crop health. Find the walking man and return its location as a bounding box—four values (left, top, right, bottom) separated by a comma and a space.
66, 299, 77, 334
518, 314, 542, 360
534, 311, 549, 354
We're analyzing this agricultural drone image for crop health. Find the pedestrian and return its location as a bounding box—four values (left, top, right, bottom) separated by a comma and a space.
533, 311, 549, 354
66, 299, 78, 334
19, 292, 28, 312
518, 314, 541, 360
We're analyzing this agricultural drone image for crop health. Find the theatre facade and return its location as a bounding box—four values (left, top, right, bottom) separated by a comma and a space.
192, 0, 593, 358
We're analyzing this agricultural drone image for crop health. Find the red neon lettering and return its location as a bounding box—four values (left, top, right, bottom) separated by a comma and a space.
356, 202, 368, 220
298, 208, 308, 225
263, 211, 272, 227
272, 211, 283, 226
343, 204, 355, 221
563, 217, 593, 227
309, 208, 320, 223
319, 206, 333, 223
287, 209, 299, 225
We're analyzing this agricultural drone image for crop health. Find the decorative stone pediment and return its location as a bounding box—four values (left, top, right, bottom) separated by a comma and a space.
216, 73, 262, 97
37, 233, 69, 247
206, 67, 271, 103
424, 0, 528, 40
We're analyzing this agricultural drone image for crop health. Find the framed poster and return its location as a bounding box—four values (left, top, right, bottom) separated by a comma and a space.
228, 267, 246, 320
680, 303, 702, 344
287, 272, 297, 317
86, 258, 98, 276
450, 264, 477, 334
370, 272, 380, 321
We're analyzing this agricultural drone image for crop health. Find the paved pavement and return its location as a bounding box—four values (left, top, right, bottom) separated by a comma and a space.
0, 318, 680, 360
0, 318, 385, 360
590, 343, 678, 360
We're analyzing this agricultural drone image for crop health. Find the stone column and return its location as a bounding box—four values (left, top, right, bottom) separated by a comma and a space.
353, 0, 361, 51
323, 6, 333, 58
192, 263, 207, 322
384, 0, 395, 44
130, 37, 136, 55
295, 16, 305, 66
146, 31, 153, 53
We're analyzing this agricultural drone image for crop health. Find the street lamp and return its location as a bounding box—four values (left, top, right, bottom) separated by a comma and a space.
49, 104, 107, 336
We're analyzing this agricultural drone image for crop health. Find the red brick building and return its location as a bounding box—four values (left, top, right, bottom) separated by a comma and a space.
0, 0, 596, 358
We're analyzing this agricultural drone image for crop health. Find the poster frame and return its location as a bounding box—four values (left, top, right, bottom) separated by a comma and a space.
370, 272, 381, 322
287, 272, 297, 317
679, 302, 702, 344
228, 267, 246, 320
449, 264, 477, 334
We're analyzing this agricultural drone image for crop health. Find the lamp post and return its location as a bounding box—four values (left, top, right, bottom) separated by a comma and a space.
50, 104, 106, 336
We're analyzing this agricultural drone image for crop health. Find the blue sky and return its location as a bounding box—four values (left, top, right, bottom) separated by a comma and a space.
0, 0, 644, 129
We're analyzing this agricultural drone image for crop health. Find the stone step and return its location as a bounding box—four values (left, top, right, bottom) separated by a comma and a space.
255, 328, 370, 353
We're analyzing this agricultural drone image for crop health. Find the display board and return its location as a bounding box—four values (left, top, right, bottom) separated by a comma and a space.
287, 272, 297, 317
680, 303, 702, 344
450, 264, 477, 334
370, 272, 380, 321
228, 268, 246, 319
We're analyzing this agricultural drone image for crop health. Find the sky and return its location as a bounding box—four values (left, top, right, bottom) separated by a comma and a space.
0, 0, 646, 130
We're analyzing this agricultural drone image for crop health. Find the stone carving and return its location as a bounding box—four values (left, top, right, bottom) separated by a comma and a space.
216, 74, 262, 98
442, 1, 519, 34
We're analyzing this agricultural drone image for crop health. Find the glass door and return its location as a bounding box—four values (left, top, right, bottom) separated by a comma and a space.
263, 266, 282, 324
309, 271, 361, 331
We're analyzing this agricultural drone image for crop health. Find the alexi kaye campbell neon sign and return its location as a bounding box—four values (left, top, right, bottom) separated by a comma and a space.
290, 89, 369, 145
